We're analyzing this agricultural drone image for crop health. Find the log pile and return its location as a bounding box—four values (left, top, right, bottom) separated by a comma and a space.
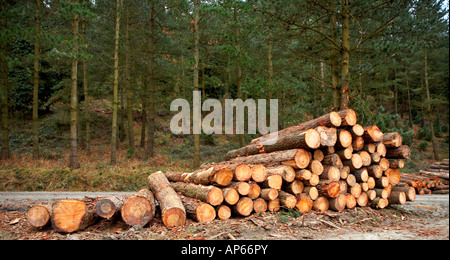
396, 159, 449, 195
27, 109, 419, 233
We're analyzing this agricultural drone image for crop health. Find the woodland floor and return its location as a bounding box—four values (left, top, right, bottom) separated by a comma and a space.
0, 193, 448, 240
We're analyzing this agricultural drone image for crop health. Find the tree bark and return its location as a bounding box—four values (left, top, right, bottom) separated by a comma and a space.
69, 1, 80, 169
125, 0, 134, 152
385, 145, 411, 159
193, 0, 201, 167
110, 0, 121, 165
95, 195, 129, 220
32, 0, 41, 159
181, 196, 216, 223
147, 171, 186, 227
171, 182, 224, 206
340, 0, 351, 109
147, 0, 156, 159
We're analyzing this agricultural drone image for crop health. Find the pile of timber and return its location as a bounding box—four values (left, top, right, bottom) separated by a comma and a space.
396, 159, 449, 195
27, 108, 417, 233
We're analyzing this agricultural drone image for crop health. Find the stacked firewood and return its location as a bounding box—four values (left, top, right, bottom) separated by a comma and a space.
397, 159, 449, 195
27, 109, 415, 233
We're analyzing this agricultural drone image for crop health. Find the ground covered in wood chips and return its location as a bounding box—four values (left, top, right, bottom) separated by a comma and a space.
0, 194, 447, 240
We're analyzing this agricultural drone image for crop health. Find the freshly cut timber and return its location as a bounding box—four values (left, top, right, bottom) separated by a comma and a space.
343, 153, 363, 170
296, 194, 313, 213
181, 196, 216, 223
376, 143, 387, 157
392, 186, 416, 202
308, 159, 325, 175
266, 165, 296, 183
388, 191, 407, 205
386, 145, 411, 159
382, 132, 403, 148
225, 129, 320, 160
348, 124, 364, 137
253, 198, 268, 213
171, 182, 224, 206
357, 192, 369, 207
359, 151, 372, 167
313, 197, 329, 213
316, 126, 338, 147
303, 186, 319, 200
96, 195, 129, 219
385, 168, 401, 186
367, 165, 383, 179
322, 154, 342, 167
248, 182, 261, 199
283, 180, 304, 195
216, 205, 231, 220
233, 197, 254, 216
346, 194, 357, 209
230, 149, 311, 169
370, 198, 388, 209
165, 166, 233, 187
27, 204, 52, 228
230, 182, 250, 196
148, 171, 186, 227
328, 194, 347, 212
222, 188, 240, 205
362, 125, 384, 143
335, 129, 353, 149
267, 199, 281, 212
352, 137, 365, 151
121, 189, 156, 227
51, 200, 98, 233
278, 191, 297, 209
337, 109, 357, 127
251, 165, 268, 183
388, 159, 405, 169
320, 165, 341, 182
250, 111, 342, 144
260, 188, 279, 201
261, 174, 283, 190
234, 164, 252, 182
316, 180, 340, 198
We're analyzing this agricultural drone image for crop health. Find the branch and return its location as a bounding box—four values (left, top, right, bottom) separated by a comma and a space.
351, 13, 400, 51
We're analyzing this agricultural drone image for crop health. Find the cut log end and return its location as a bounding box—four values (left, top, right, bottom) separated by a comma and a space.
163, 208, 187, 227
234, 197, 254, 217
208, 187, 225, 206
234, 164, 252, 182
194, 203, 216, 223
51, 200, 97, 233
215, 168, 234, 186
295, 149, 311, 169
121, 196, 153, 226
339, 130, 353, 148
330, 111, 343, 127
251, 165, 268, 183
27, 205, 51, 228
305, 129, 321, 149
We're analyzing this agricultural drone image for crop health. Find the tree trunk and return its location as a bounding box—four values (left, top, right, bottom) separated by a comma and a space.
32, 0, 41, 159
330, 0, 341, 110
229, 149, 311, 169
193, 0, 201, 168
125, 0, 134, 152
181, 196, 216, 223
27, 204, 52, 228
121, 189, 156, 227
95, 195, 129, 219
147, 171, 186, 227
110, 0, 121, 165
51, 200, 98, 233
341, 0, 350, 109
424, 50, 439, 161
147, 0, 156, 159
69, 1, 80, 169
171, 182, 224, 206
81, 8, 90, 155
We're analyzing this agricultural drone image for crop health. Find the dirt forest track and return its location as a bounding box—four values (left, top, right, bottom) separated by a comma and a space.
0, 192, 448, 240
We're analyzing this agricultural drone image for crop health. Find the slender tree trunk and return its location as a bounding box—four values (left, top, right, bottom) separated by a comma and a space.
234, 4, 245, 147
32, 0, 41, 159
111, 0, 121, 165
147, 0, 156, 159
267, 30, 274, 101
193, 0, 201, 168
0, 0, 9, 160
341, 0, 350, 110
81, 6, 90, 155
140, 76, 147, 148
424, 50, 439, 161
69, 0, 80, 169
330, 1, 340, 111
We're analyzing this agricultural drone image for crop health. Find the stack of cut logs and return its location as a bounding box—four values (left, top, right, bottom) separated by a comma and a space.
27, 109, 416, 233
398, 159, 449, 195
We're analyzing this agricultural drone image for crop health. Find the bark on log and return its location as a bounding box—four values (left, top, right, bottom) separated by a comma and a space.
261, 174, 283, 190
225, 129, 320, 160
165, 166, 233, 187
392, 187, 416, 202
267, 165, 296, 183
353, 167, 369, 182
316, 180, 340, 198
230, 149, 310, 169
352, 137, 365, 151
337, 109, 357, 127
51, 200, 98, 233
316, 126, 338, 147
250, 111, 342, 144
170, 182, 224, 206
278, 191, 297, 209
121, 189, 156, 227
329, 194, 347, 212
260, 188, 279, 201
320, 166, 341, 182
368, 165, 383, 179
382, 132, 403, 148
375, 176, 389, 188
362, 125, 384, 143
148, 171, 186, 227
388, 191, 406, 205
385, 145, 411, 159
343, 153, 363, 170
322, 154, 342, 168
336, 147, 353, 160
283, 180, 304, 195
181, 196, 216, 223
27, 204, 52, 228
370, 198, 388, 209
388, 159, 405, 169
96, 195, 129, 219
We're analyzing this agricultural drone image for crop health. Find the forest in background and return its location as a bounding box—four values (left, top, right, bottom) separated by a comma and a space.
0, 0, 449, 191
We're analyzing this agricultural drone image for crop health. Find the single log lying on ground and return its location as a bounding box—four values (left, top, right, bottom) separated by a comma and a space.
51, 200, 98, 233
148, 171, 186, 227
121, 189, 156, 227
96, 195, 129, 219
27, 204, 52, 228
392, 186, 416, 202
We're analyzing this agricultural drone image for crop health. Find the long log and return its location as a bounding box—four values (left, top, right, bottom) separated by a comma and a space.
170, 182, 224, 206
267, 165, 296, 183
165, 166, 233, 187
148, 171, 186, 227
392, 187, 416, 202
388, 191, 406, 205
51, 200, 98, 233
385, 145, 411, 159
230, 149, 311, 169
121, 189, 156, 227
250, 111, 343, 145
